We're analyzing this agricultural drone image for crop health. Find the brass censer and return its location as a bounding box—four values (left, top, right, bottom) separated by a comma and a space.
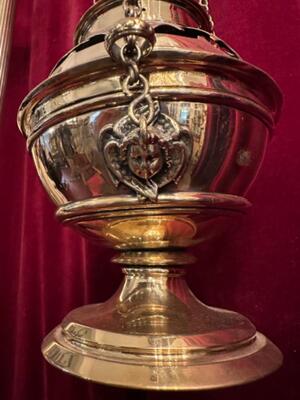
18, 0, 283, 391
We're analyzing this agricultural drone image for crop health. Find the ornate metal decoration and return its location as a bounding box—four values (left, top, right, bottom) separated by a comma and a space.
99, 102, 192, 201
101, 0, 192, 201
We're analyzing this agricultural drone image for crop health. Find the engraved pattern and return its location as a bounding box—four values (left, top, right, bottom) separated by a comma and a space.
99, 103, 193, 201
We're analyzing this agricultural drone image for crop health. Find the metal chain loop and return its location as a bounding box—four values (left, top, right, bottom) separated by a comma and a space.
121, 51, 155, 125
128, 86, 155, 125
105, 0, 157, 127
106, 0, 214, 128
199, 0, 214, 33
123, 0, 143, 18
200, 0, 209, 9
101, 0, 195, 201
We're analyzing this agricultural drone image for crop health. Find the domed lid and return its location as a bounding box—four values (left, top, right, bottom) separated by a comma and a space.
75, 0, 214, 44
17, 1, 282, 144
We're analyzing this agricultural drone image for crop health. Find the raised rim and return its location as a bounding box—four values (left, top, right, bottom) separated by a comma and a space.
17, 45, 283, 143
42, 328, 282, 391
56, 192, 251, 222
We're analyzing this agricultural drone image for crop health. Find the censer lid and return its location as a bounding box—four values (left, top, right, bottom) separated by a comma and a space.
75, 0, 214, 44
17, 0, 282, 144
17, 28, 282, 143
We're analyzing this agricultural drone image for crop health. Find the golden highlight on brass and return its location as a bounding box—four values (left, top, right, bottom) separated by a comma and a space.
18, 0, 283, 391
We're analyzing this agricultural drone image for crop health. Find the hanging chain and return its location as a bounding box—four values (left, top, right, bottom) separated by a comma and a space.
199, 0, 209, 9
199, 0, 215, 33
125, 1, 215, 33
123, 0, 143, 18
102, 0, 194, 201
105, 0, 214, 129
121, 0, 155, 130
105, 0, 156, 131
121, 43, 155, 126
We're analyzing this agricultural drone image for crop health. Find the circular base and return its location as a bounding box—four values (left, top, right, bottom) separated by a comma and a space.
42, 268, 282, 390
42, 328, 282, 391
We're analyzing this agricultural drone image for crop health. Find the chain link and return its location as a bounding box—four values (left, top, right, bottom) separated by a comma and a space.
121, 44, 155, 126
199, 0, 209, 8
199, 0, 214, 33
113, 0, 214, 130
122, 0, 213, 28
102, 0, 195, 200
118, 0, 156, 128
123, 0, 143, 18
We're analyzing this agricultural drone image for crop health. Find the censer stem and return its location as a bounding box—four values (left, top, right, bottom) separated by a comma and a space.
42, 250, 282, 390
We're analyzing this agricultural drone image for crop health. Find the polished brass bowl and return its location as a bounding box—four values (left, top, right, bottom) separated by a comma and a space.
18, 0, 283, 391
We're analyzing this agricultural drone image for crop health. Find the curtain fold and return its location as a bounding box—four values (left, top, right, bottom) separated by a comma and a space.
0, 0, 15, 116
1, 1, 299, 399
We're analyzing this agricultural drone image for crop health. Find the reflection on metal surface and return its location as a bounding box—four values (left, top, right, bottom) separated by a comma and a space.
112, 250, 197, 266
29, 102, 269, 208
18, 0, 283, 391
76, 0, 215, 44
42, 267, 282, 390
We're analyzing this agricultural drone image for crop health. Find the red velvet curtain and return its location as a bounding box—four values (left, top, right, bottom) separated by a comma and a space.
1, 1, 299, 399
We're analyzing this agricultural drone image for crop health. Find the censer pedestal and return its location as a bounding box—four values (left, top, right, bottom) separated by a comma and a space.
42, 251, 282, 390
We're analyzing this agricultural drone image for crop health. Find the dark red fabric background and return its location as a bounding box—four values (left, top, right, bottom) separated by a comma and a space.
0, 1, 299, 399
